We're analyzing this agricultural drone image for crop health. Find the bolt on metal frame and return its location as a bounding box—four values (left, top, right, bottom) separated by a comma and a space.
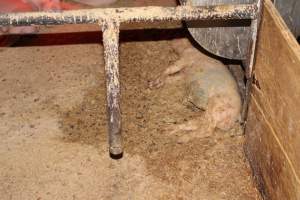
0, 1, 262, 158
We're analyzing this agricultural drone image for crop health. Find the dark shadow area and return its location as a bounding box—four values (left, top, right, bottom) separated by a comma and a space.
187, 19, 251, 28
1, 18, 252, 48
110, 152, 123, 159
2, 28, 186, 47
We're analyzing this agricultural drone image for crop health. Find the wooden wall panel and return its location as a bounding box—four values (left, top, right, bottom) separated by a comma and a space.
245, 0, 300, 199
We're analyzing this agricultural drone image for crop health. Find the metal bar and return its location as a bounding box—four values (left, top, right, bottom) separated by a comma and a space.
102, 20, 122, 157
241, 0, 263, 124
0, 4, 257, 27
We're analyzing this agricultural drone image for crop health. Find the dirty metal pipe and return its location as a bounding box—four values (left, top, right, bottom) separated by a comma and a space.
0, 4, 257, 27
102, 20, 122, 157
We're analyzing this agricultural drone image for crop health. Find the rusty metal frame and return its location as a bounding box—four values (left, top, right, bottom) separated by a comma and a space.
0, 2, 261, 158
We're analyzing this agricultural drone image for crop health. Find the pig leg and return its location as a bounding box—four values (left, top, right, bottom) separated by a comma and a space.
148, 58, 187, 89
168, 117, 215, 143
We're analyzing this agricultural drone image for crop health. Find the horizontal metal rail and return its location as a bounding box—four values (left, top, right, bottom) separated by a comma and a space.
0, 4, 257, 27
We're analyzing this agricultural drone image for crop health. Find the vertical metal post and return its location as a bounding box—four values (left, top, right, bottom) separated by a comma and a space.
102, 20, 123, 157
242, 0, 263, 124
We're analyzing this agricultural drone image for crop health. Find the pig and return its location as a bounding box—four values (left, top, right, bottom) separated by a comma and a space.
149, 38, 242, 142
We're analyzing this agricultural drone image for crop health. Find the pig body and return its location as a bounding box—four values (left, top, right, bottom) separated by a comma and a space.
183, 48, 242, 131
150, 38, 242, 141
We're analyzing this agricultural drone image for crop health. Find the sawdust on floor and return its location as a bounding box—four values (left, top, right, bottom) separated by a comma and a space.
0, 1, 261, 199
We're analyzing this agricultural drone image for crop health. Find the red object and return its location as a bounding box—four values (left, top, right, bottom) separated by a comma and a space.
0, 0, 82, 13
60, 2, 83, 10
0, 0, 34, 13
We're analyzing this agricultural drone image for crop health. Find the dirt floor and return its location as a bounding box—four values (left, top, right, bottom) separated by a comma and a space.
0, 0, 262, 200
